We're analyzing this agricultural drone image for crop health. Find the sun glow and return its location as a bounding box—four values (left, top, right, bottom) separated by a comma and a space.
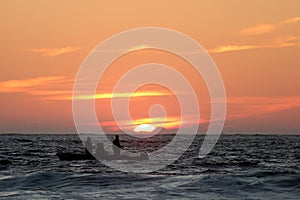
133, 124, 156, 133
75, 91, 171, 100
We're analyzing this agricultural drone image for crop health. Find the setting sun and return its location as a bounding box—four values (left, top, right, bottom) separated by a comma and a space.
133, 124, 156, 133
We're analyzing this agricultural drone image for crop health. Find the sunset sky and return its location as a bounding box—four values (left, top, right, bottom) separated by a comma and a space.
0, 1, 299, 134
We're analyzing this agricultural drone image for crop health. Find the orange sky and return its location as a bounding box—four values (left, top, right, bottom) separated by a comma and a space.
0, 1, 300, 133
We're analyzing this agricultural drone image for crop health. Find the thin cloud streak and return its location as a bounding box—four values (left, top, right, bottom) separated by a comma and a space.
0, 76, 64, 93
284, 17, 300, 24
210, 45, 259, 53
239, 16, 300, 36
47, 91, 173, 101
0, 76, 73, 100
210, 36, 300, 53
28, 46, 82, 57
240, 24, 275, 36
75, 91, 173, 100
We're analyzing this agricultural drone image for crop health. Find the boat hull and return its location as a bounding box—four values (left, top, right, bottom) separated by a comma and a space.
56, 152, 149, 161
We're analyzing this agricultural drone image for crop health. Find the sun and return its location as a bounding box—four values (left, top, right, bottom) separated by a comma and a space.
133, 124, 156, 133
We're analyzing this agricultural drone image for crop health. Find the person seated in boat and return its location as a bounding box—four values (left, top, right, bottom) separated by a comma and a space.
84, 137, 94, 156
112, 135, 123, 156
95, 142, 108, 159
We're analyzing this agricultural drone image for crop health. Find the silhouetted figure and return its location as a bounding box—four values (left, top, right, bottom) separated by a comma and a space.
112, 135, 123, 156
85, 137, 93, 156
95, 142, 108, 159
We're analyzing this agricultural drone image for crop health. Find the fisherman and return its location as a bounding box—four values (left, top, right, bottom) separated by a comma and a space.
95, 142, 108, 159
112, 135, 123, 156
84, 137, 93, 156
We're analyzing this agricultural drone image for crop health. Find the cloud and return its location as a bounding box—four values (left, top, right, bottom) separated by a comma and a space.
271, 35, 300, 47
240, 16, 300, 36
210, 45, 260, 53
240, 24, 276, 36
227, 96, 300, 120
94, 96, 300, 131
74, 91, 173, 100
210, 16, 300, 53
283, 17, 300, 24
98, 116, 190, 131
0, 76, 174, 101
210, 35, 300, 53
128, 45, 151, 51
0, 76, 64, 93
0, 76, 73, 100
28, 46, 82, 57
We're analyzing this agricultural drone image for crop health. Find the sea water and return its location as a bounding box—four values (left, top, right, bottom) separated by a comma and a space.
0, 134, 299, 199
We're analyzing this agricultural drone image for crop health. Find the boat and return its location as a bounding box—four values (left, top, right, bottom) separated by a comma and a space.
56, 152, 95, 161
56, 151, 149, 161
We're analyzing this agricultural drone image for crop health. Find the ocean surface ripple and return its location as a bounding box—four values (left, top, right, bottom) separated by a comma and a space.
0, 134, 299, 199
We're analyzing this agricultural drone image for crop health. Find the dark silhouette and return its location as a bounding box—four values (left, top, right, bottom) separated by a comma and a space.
112, 135, 123, 156
56, 135, 149, 161
84, 137, 93, 156
95, 142, 108, 159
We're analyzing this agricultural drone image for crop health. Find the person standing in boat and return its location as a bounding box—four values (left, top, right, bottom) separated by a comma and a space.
85, 137, 94, 156
95, 142, 108, 159
112, 135, 123, 156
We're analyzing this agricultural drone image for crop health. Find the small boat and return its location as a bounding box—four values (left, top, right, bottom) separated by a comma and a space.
56, 151, 149, 161
56, 152, 95, 161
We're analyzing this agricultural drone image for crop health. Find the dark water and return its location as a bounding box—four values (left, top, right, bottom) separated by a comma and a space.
0, 134, 299, 199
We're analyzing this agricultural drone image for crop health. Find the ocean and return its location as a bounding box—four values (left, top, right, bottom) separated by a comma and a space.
0, 134, 299, 199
